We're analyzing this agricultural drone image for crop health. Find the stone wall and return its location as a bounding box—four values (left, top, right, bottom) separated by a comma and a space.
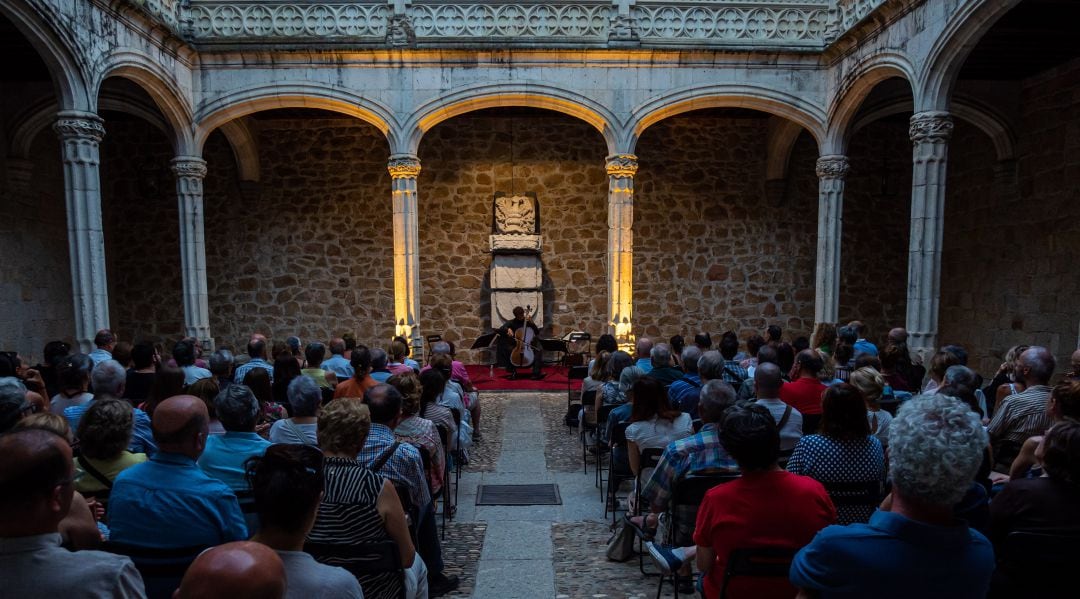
941, 60, 1080, 375
202, 118, 395, 350
418, 112, 609, 361
99, 116, 184, 344
0, 132, 75, 358
633, 114, 818, 343
837, 117, 912, 342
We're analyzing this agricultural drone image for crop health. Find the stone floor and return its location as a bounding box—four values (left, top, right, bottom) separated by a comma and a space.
446, 391, 683, 599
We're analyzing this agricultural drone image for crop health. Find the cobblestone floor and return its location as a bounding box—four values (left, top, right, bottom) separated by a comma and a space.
441, 521, 488, 597
540, 392, 595, 473
467, 392, 509, 471
552, 521, 680, 599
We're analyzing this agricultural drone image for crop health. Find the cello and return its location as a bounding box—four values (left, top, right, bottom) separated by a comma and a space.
510, 306, 536, 368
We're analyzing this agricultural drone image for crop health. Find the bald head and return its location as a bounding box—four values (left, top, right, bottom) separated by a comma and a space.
0, 429, 73, 536
636, 337, 653, 360
1018, 346, 1056, 385
175, 542, 285, 599
888, 328, 909, 344
754, 362, 783, 399
152, 395, 209, 458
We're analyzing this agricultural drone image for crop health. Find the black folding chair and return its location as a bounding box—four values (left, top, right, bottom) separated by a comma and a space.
103, 542, 208, 599
653, 473, 740, 595
305, 540, 406, 599
567, 366, 590, 430
435, 424, 454, 537
449, 407, 464, 508
605, 422, 633, 520
577, 389, 598, 473
719, 547, 799, 599
991, 530, 1080, 597
593, 403, 618, 489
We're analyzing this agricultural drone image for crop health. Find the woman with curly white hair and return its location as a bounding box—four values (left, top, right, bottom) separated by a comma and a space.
790, 395, 995, 598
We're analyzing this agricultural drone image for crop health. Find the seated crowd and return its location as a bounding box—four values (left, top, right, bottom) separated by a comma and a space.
0, 329, 471, 598
3, 321, 1080, 598
579, 323, 1080, 598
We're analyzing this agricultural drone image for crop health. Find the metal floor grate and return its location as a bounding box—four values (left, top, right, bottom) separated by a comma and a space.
476, 484, 562, 506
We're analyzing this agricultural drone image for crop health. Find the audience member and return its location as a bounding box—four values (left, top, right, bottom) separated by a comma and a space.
645, 343, 683, 387
786, 383, 886, 524
360, 384, 459, 595
108, 395, 248, 547
0, 429, 146, 598
718, 333, 747, 386
246, 444, 363, 598
268, 376, 321, 445
174, 541, 286, 599
810, 322, 836, 357
693, 332, 712, 351
234, 335, 274, 384
791, 395, 993, 598
309, 397, 428, 599
123, 341, 157, 403
388, 338, 415, 376
849, 366, 893, 448
625, 378, 693, 490
582, 350, 611, 396
89, 329, 116, 366
635, 337, 655, 373
73, 398, 148, 497
0, 376, 33, 433
878, 343, 912, 392
418, 369, 459, 450
752, 362, 803, 456
33, 340, 71, 398
334, 344, 377, 399
65, 360, 157, 454
781, 350, 827, 434
199, 385, 272, 492
600, 365, 645, 448
669, 335, 686, 369
923, 348, 961, 394
370, 347, 393, 383
667, 346, 703, 415
188, 377, 224, 434
271, 353, 303, 411
51, 353, 93, 413
740, 334, 766, 373
737, 345, 776, 401
598, 351, 635, 407
144, 365, 184, 416
683, 404, 835, 599
988, 346, 1055, 467
848, 321, 878, 358
322, 337, 355, 379
300, 342, 336, 389
209, 349, 235, 392
985, 344, 1030, 416
175, 339, 211, 385
243, 367, 287, 424
390, 371, 446, 495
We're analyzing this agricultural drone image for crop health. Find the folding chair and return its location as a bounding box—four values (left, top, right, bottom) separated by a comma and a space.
822, 479, 885, 524
305, 539, 407, 599
435, 424, 454, 538
718, 547, 799, 599
577, 389, 597, 473
593, 403, 618, 489
991, 530, 1080, 597
654, 473, 740, 596
566, 366, 589, 430
103, 542, 208, 599
449, 407, 464, 508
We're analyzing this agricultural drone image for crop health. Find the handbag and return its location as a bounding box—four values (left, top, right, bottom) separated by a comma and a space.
605, 519, 636, 562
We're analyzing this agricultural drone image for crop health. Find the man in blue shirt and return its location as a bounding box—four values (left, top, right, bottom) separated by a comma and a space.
634, 337, 654, 374
88, 329, 115, 367
233, 334, 274, 385
108, 395, 248, 548
668, 346, 703, 414
198, 385, 271, 491
321, 337, 355, 380
174, 339, 212, 386
65, 359, 157, 455
790, 395, 993, 598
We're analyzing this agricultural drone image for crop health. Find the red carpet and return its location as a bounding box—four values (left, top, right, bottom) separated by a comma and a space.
465, 364, 583, 392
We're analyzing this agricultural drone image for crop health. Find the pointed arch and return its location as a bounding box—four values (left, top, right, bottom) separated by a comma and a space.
0, 0, 91, 111
824, 52, 917, 154
95, 54, 195, 155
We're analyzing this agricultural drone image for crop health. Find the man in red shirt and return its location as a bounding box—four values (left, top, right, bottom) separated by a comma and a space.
780, 350, 828, 434
692, 404, 835, 598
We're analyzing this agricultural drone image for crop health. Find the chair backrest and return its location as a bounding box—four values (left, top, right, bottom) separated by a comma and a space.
597, 402, 618, 424
580, 389, 597, 410
1002, 530, 1080, 568
234, 488, 258, 514
671, 473, 740, 507
103, 542, 208, 599
610, 421, 631, 448
822, 480, 885, 506
569, 365, 589, 381
305, 539, 405, 593
719, 547, 798, 599
639, 447, 664, 471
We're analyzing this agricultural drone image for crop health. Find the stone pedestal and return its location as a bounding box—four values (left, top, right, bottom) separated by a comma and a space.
489, 233, 544, 327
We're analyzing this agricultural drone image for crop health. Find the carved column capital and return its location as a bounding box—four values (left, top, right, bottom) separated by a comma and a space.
909, 112, 954, 143
53, 112, 105, 143
605, 154, 638, 178
388, 154, 422, 179
815, 155, 850, 180
170, 157, 208, 179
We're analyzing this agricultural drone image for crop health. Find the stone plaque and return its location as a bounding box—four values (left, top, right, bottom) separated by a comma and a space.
490, 234, 542, 253
490, 254, 543, 289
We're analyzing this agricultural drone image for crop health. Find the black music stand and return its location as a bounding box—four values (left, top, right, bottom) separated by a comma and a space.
470, 332, 499, 378
540, 338, 568, 366
426, 335, 442, 356
566, 331, 592, 366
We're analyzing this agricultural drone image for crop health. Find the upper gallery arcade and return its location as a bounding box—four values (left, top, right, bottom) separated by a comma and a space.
2, 0, 1078, 374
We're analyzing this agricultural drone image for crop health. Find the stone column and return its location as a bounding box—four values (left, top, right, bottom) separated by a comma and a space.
906, 111, 954, 357
54, 112, 109, 353
171, 156, 213, 349
814, 155, 850, 325
388, 154, 423, 361
606, 154, 637, 349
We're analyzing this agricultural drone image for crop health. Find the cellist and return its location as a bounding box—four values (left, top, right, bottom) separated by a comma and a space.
497, 306, 543, 380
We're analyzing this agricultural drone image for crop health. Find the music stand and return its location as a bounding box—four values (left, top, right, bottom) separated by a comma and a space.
566, 331, 592, 366
426, 335, 442, 357
470, 332, 499, 378
540, 338, 568, 366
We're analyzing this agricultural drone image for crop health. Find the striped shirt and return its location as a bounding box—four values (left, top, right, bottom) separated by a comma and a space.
234, 358, 274, 385
357, 424, 431, 510
308, 457, 401, 599
988, 385, 1053, 445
